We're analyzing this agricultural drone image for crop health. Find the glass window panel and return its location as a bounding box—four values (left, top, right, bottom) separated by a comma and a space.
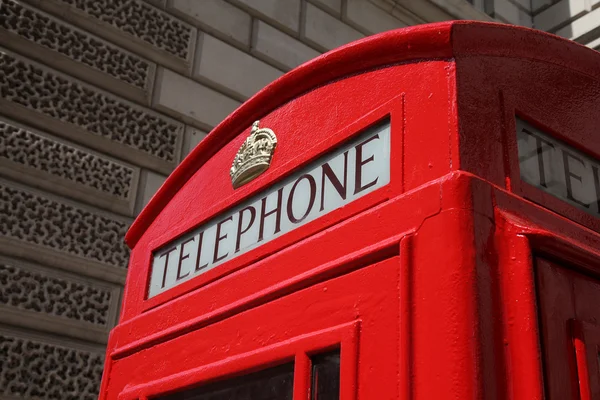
155, 363, 293, 400
311, 350, 340, 400
516, 117, 600, 217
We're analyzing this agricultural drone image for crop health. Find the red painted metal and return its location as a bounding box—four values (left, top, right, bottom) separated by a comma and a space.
100, 21, 600, 400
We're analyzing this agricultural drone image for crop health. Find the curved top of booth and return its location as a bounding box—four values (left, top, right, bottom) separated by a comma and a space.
126, 20, 600, 248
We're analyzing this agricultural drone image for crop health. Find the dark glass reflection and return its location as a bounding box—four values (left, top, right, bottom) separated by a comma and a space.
155, 363, 293, 400
311, 350, 340, 400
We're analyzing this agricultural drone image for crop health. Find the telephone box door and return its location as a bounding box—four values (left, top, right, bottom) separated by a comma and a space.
537, 258, 600, 400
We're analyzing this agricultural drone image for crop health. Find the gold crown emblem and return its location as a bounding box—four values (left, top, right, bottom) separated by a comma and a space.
230, 120, 277, 189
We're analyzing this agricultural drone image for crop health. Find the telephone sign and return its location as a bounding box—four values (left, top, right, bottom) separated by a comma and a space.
517, 117, 600, 216
149, 122, 390, 297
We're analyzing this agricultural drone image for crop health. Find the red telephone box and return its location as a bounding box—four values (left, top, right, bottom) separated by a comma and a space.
99, 21, 600, 400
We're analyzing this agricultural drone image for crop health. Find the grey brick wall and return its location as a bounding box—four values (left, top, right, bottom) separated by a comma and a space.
4, 0, 593, 398
484, 0, 600, 51
533, 0, 600, 49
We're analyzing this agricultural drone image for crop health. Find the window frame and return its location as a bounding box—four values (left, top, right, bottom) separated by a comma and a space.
117, 321, 359, 400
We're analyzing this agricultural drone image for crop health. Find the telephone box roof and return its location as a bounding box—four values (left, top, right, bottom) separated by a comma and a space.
126, 20, 600, 248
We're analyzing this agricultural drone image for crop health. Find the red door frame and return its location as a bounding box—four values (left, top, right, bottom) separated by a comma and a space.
494, 201, 600, 399
118, 321, 359, 400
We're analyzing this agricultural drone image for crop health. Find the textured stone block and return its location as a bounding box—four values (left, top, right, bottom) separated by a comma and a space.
493, 0, 533, 26
0, 48, 183, 174
532, 0, 553, 13
0, 179, 130, 284
534, 0, 590, 32
135, 170, 168, 214
309, 0, 342, 14
389, 5, 428, 25
253, 20, 321, 70
0, 0, 155, 103
231, 0, 301, 32
183, 125, 208, 157
0, 118, 139, 216
588, 35, 600, 50
345, 0, 407, 33
0, 256, 120, 343
0, 327, 105, 400
145, 0, 166, 7
153, 67, 241, 129
168, 0, 252, 47
510, 0, 532, 10
368, 0, 445, 23
27, 0, 196, 73
194, 34, 283, 99
429, 0, 494, 20
304, 3, 364, 50
555, 7, 600, 41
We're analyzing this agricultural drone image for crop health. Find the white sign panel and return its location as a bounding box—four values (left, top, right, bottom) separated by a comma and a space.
148, 121, 391, 298
517, 118, 600, 216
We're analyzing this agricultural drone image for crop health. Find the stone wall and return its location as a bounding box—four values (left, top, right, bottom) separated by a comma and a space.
486, 0, 533, 26
533, 0, 600, 49
486, 0, 600, 50
8, 0, 586, 398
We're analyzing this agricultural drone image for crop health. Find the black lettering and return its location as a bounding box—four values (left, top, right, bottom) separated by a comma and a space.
320, 151, 349, 211
287, 174, 317, 223
521, 128, 555, 188
213, 216, 233, 263
562, 150, 589, 208
159, 247, 178, 288
354, 134, 380, 195
235, 206, 256, 253
258, 188, 284, 242
194, 231, 209, 272
176, 237, 195, 281
592, 165, 600, 212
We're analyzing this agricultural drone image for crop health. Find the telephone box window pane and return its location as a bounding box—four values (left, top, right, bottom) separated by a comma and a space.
516, 117, 600, 217
311, 350, 340, 400
155, 363, 293, 400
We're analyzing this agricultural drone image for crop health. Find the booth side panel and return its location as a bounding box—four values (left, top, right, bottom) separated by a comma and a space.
455, 51, 600, 398
493, 218, 546, 400
455, 55, 600, 196
536, 258, 600, 399
491, 185, 600, 399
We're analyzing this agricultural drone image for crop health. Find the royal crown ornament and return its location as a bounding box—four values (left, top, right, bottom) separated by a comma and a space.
230, 120, 278, 189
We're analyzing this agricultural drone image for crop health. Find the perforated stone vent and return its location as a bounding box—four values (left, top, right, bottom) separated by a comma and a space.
0, 51, 180, 162
0, 262, 113, 325
56, 0, 193, 60
0, 183, 130, 267
1, 0, 152, 90
0, 120, 135, 200
0, 333, 103, 399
